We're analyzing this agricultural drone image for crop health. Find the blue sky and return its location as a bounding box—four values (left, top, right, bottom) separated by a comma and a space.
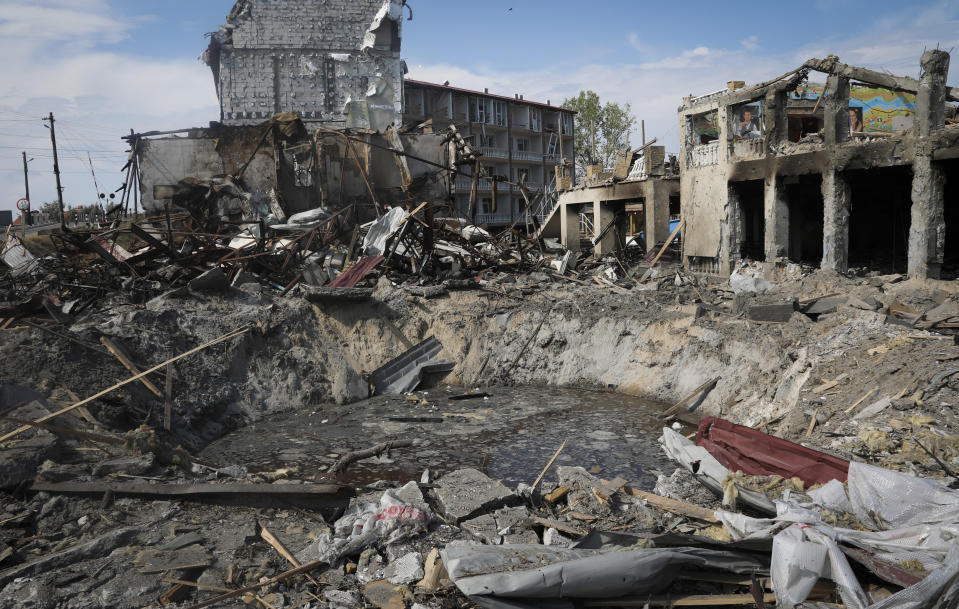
1, 0, 958, 213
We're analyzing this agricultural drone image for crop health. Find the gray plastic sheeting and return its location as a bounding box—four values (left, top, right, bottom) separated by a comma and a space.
369, 336, 453, 395
441, 543, 767, 609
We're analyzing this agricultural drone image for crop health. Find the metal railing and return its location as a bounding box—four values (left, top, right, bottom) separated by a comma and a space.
580, 213, 594, 236
512, 150, 542, 162
476, 146, 508, 159
476, 212, 514, 225
454, 176, 493, 191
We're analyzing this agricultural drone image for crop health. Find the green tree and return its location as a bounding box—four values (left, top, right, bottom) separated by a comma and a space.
39, 201, 62, 223
562, 91, 637, 175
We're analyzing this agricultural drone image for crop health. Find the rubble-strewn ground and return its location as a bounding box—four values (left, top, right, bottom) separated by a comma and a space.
1, 259, 959, 607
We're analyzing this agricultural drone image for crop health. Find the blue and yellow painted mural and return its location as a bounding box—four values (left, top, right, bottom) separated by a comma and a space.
791, 84, 916, 133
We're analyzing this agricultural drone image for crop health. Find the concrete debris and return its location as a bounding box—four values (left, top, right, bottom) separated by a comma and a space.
432, 468, 520, 523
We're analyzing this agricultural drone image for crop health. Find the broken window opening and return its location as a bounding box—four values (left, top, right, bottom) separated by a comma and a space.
846, 166, 913, 273
731, 179, 765, 261
689, 110, 719, 146
784, 174, 824, 264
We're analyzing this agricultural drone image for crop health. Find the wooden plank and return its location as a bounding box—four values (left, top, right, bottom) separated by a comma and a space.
180, 557, 330, 609
640, 219, 685, 282
0, 326, 250, 444
812, 380, 839, 394
844, 388, 877, 414
545, 486, 569, 504
528, 515, 586, 538
100, 337, 164, 398
805, 408, 819, 439
531, 438, 568, 489
585, 593, 777, 607
662, 377, 720, 418
0, 415, 123, 445
620, 487, 719, 523
30, 481, 350, 506
259, 524, 300, 568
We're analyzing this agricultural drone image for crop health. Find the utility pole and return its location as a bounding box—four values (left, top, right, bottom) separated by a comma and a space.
43, 112, 65, 229
21, 151, 31, 226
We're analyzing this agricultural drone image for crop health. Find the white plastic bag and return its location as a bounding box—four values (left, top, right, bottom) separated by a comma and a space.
316, 482, 432, 564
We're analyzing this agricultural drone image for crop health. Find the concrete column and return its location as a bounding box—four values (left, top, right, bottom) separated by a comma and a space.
821, 169, 850, 272
823, 74, 850, 146
764, 173, 789, 260
643, 180, 671, 249
593, 199, 617, 256
560, 202, 580, 252
764, 88, 788, 149
720, 184, 743, 275
908, 50, 950, 279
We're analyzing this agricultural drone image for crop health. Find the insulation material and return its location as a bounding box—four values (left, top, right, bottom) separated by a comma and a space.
713, 461, 959, 609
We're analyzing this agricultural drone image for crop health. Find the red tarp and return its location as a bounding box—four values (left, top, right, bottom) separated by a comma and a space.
327, 255, 384, 288
696, 417, 850, 486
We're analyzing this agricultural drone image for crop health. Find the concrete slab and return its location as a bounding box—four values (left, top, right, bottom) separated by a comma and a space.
432, 468, 519, 523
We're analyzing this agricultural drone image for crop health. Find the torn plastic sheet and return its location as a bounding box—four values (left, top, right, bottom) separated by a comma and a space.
659, 427, 776, 514
362, 207, 408, 257
441, 542, 767, 609
314, 482, 431, 564
715, 461, 959, 608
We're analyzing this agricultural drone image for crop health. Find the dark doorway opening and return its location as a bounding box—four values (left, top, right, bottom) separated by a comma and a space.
731, 180, 765, 261
669, 194, 681, 217
785, 174, 824, 264
846, 166, 913, 273
943, 160, 959, 279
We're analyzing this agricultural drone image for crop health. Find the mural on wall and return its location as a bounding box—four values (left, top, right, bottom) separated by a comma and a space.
690, 110, 719, 144
791, 84, 916, 132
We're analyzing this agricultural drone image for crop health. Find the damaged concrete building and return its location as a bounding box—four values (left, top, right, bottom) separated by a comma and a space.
404, 80, 576, 226
539, 143, 680, 257
135, 0, 574, 230
138, 0, 440, 225
679, 51, 959, 279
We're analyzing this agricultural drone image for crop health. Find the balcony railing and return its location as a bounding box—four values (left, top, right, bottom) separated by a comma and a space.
512, 150, 542, 162
732, 137, 765, 159
476, 212, 514, 225
454, 176, 494, 191
476, 146, 508, 159
691, 141, 720, 167
543, 152, 560, 163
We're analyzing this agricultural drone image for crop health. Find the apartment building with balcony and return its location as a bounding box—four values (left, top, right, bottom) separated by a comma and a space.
403, 80, 575, 226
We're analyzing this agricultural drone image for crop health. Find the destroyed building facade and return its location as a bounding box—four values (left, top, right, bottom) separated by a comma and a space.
679, 51, 959, 279
206, 0, 405, 130
404, 80, 576, 225
135, 0, 575, 231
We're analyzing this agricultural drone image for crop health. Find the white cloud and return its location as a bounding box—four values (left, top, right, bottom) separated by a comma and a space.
410, 3, 959, 159
0, 1, 217, 213
628, 33, 644, 53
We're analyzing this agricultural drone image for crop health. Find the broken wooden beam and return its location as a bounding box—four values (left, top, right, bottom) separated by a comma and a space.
0, 326, 250, 444
662, 377, 720, 419
30, 480, 352, 508
100, 336, 164, 398
620, 487, 719, 523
